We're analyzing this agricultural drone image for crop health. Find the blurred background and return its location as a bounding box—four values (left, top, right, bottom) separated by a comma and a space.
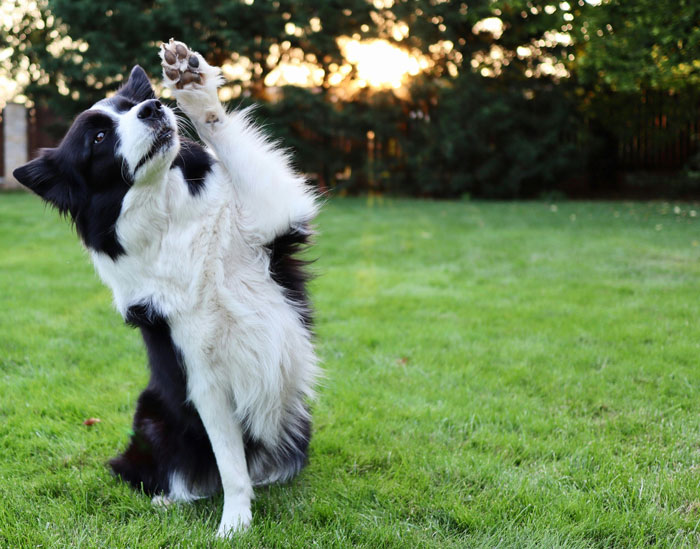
1, 0, 699, 199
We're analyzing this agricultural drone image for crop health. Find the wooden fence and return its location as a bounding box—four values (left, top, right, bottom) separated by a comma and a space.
27, 106, 60, 157
615, 91, 700, 171
1, 105, 58, 187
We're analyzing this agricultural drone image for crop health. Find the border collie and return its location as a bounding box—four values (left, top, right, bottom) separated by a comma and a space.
13, 39, 319, 537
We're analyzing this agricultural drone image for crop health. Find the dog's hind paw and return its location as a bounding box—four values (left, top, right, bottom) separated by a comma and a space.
160, 39, 206, 90
151, 494, 175, 508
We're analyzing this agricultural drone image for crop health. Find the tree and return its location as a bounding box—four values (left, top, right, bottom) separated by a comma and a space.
6, 0, 697, 197
572, 0, 700, 93
2, 0, 381, 116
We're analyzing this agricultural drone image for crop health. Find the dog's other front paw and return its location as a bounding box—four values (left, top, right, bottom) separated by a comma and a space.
160, 38, 204, 89
216, 500, 252, 538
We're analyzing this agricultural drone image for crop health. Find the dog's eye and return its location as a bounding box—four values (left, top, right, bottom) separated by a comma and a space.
94, 131, 106, 144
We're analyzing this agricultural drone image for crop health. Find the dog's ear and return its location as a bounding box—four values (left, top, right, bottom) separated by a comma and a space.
117, 65, 156, 103
13, 152, 77, 216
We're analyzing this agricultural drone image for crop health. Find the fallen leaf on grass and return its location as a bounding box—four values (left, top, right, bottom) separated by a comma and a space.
681, 501, 700, 515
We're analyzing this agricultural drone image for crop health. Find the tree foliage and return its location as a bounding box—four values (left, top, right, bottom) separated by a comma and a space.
2, 0, 698, 198
2, 0, 379, 110
573, 0, 700, 93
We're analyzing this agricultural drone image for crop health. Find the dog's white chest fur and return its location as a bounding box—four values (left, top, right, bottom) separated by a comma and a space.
92, 164, 236, 317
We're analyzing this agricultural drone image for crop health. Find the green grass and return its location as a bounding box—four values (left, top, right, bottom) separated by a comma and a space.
2, 194, 700, 548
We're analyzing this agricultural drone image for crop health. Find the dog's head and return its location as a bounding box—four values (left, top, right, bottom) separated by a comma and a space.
14, 66, 178, 216
13, 66, 178, 257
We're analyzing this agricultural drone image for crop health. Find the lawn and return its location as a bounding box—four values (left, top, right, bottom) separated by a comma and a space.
2, 194, 700, 548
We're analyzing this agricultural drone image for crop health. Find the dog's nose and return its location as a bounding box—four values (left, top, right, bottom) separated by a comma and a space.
137, 99, 163, 120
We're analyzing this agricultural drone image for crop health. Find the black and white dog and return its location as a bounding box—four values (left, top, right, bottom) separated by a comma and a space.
13, 40, 319, 537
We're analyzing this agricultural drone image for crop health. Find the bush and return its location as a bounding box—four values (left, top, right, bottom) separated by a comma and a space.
242, 76, 583, 199
402, 75, 583, 198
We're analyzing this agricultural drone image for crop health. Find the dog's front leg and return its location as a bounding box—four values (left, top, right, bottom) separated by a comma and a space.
160, 39, 318, 244
188, 383, 253, 537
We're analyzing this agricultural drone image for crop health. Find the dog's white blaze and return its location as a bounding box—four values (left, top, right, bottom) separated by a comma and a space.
90, 47, 319, 536
91, 99, 179, 179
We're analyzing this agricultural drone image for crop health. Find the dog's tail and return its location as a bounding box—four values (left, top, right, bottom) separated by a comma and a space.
244, 404, 311, 486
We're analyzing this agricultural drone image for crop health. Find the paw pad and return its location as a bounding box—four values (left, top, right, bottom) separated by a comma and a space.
161, 38, 203, 89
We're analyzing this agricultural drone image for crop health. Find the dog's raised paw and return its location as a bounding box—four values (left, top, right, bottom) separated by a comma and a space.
160, 39, 203, 89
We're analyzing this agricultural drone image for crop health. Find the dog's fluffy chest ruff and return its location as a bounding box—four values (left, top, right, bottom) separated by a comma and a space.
91, 164, 253, 319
